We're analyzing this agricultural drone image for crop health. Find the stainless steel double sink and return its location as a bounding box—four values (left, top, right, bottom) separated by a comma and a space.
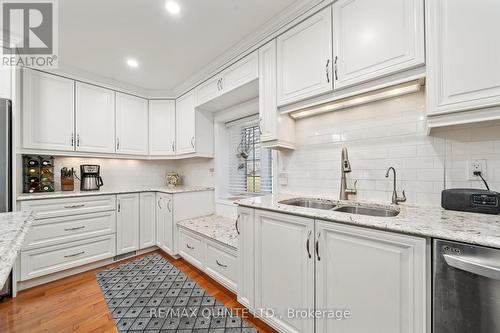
278, 198, 400, 217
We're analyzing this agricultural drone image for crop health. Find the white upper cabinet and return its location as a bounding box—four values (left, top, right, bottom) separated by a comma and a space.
259, 39, 295, 149
195, 51, 258, 107
22, 69, 75, 151
220, 51, 258, 94
149, 100, 176, 156
315, 221, 427, 333
176, 90, 196, 155
427, 0, 500, 116
75, 83, 116, 154
195, 75, 222, 107
277, 7, 333, 106
116, 93, 148, 155
333, 0, 425, 89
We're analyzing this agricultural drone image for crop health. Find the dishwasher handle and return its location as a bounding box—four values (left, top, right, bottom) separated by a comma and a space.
444, 254, 500, 280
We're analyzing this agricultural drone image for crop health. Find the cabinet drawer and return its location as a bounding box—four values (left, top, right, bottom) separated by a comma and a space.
178, 228, 205, 270
20, 235, 116, 281
205, 241, 237, 292
23, 211, 116, 250
20, 195, 116, 219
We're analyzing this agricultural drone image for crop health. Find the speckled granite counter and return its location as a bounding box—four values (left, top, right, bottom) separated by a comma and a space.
17, 185, 214, 201
177, 215, 238, 249
237, 194, 500, 249
0, 211, 34, 288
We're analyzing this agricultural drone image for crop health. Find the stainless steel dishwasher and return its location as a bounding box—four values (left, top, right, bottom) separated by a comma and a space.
433, 239, 500, 333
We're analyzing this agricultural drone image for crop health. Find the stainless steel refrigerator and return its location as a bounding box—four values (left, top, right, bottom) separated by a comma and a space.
0, 98, 12, 298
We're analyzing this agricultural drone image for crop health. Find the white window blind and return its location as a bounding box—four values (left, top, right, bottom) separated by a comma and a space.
227, 116, 272, 194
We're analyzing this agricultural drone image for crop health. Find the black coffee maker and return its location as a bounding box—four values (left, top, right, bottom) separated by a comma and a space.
80, 165, 104, 191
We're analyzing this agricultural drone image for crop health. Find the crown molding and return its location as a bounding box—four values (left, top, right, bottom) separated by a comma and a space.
173, 0, 333, 97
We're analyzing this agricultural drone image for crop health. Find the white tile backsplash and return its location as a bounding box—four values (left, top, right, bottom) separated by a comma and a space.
278, 91, 500, 206
52, 157, 178, 190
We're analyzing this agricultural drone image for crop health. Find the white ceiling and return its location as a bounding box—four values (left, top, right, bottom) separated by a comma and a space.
58, 0, 299, 94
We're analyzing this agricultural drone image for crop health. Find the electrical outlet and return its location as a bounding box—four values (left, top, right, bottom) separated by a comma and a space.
468, 159, 487, 180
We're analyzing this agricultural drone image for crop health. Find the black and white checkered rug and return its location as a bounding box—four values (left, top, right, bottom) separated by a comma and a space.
96, 254, 258, 332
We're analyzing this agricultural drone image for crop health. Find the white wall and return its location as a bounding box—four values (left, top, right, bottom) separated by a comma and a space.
278, 91, 500, 206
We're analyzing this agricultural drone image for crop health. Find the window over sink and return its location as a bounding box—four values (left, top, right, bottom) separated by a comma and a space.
227, 115, 272, 195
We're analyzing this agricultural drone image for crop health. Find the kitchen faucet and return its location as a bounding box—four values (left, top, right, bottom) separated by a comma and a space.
339, 147, 357, 200
385, 167, 406, 205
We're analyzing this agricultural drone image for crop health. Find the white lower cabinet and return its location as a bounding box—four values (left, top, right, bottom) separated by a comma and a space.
139, 192, 156, 249
254, 210, 315, 333
237, 207, 256, 310
315, 220, 427, 333
240, 209, 428, 333
205, 241, 237, 291
178, 228, 205, 270
20, 235, 116, 281
156, 193, 174, 255
116, 193, 140, 255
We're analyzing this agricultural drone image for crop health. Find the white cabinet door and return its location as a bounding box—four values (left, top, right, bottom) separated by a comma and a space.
149, 100, 176, 156
254, 210, 315, 333
116, 93, 148, 155
333, 0, 425, 89
139, 192, 156, 249
195, 75, 222, 107
221, 51, 258, 94
22, 69, 75, 151
277, 7, 333, 106
75, 82, 116, 153
116, 193, 140, 255
175, 90, 196, 155
156, 193, 173, 255
236, 207, 255, 310
427, 0, 500, 115
0, 66, 11, 99
315, 221, 427, 333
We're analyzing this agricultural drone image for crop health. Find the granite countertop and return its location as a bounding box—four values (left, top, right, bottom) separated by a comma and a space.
177, 214, 238, 249
0, 211, 34, 288
17, 185, 214, 201
237, 193, 500, 249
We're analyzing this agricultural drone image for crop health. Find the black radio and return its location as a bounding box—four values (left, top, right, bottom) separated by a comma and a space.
441, 189, 500, 215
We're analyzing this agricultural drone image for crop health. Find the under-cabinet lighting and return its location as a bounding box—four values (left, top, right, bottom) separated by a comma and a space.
165, 1, 181, 15
126, 58, 139, 68
289, 81, 422, 119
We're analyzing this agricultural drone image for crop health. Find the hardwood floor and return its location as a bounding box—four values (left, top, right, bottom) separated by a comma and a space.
0, 251, 276, 333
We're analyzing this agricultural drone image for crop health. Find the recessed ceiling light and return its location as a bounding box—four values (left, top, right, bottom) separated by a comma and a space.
165, 1, 181, 15
126, 58, 139, 68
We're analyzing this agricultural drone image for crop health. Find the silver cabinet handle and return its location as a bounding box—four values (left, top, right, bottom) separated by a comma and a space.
315, 232, 321, 261
236, 214, 240, 235
444, 254, 500, 280
77, 134, 81, 147
216, 260, 228, 268
118, 202, 121, 212
64, 226, 85, 231
220, 77, 223, 91
167, 199, 172, 213
186, 244, 195, 250
172, 141, 175, 152
306, 230, 312, 259
64, 204, 85, 209
258, 118, 263, 135
116, 138, 120, 150
191, 136, 195, 148
65, 251, 85, 258
158, 198, 162, 209
326, 59, 330, 83
71, 133, 74, 147
334, 56, 338, 81
217, 79, 221, 91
